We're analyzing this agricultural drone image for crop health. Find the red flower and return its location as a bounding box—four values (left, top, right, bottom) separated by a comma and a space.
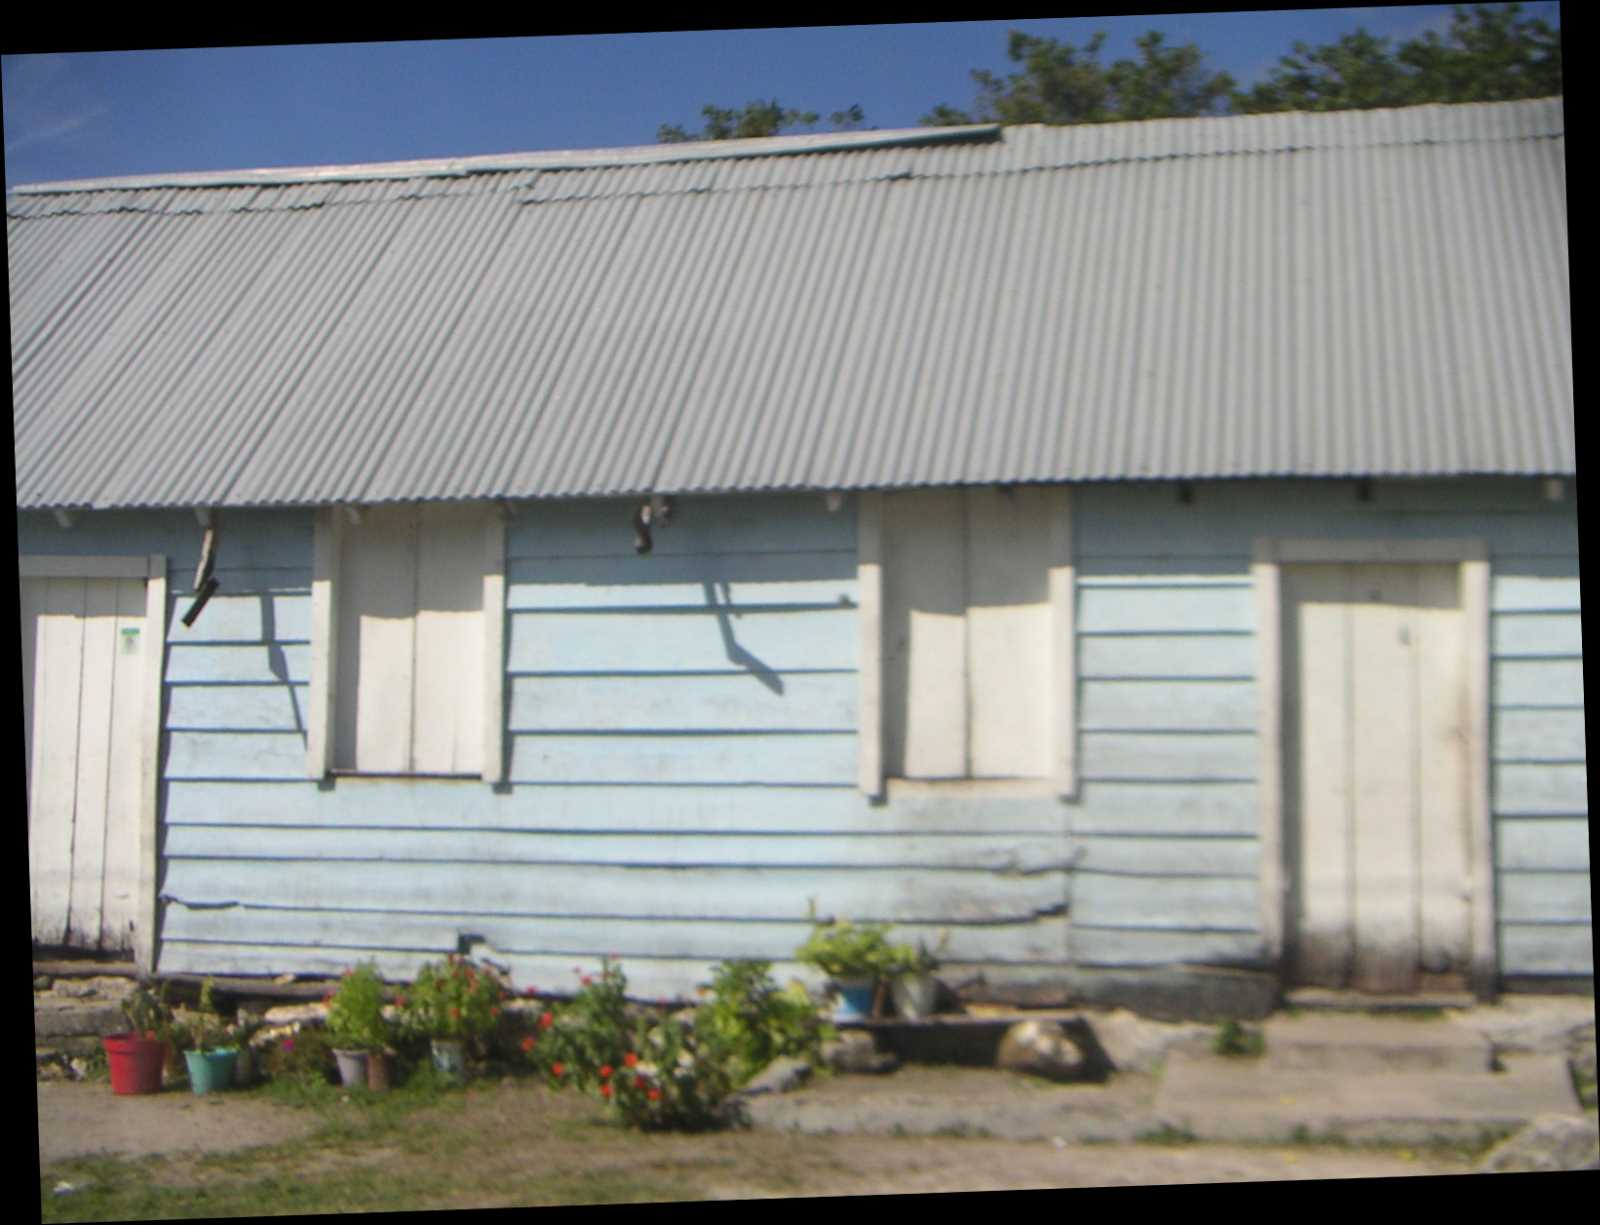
600, 1083, 612, 1098
520, 1035, 536, 1053
580, 976, 593, 987
491, 1006, 500, 1017
540, 1011, 554, 1030
450, 1006, 461, 1020
552, 1062, 565, 1077
623, 1052, 639, 1068
599, 1065, 613, 1079
647, 1088, 661, 1102
634, 1075, 647, 1090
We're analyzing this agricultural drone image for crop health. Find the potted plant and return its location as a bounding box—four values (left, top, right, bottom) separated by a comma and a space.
887, 932, 949, 1020
325, 962, 392, 1089
794, 920, 901, 1021
174, 979, 238, 1095
399, 955, 511, 1084
103, 982, 173, 1095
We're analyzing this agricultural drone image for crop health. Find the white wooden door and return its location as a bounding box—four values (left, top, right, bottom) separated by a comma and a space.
1283, 563, 1470, 992
23, 576, 148, 952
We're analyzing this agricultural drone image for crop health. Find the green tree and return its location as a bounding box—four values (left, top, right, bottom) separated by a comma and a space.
919, 28, 1233, 126
658, 100, 867, 143
1234, 4, 1561, 112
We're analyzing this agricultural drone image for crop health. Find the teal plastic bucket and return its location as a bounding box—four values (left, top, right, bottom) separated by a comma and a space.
184, 1048, 238, 1095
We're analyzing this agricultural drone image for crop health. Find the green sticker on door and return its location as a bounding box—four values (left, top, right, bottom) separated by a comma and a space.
120, 626, 140, 653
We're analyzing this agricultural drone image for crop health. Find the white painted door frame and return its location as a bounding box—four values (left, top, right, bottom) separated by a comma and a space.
1252, 537, 1494, 998
20, 554, 168, 973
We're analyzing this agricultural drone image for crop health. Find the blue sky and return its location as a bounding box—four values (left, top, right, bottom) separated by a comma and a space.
1, 8, 1560, 191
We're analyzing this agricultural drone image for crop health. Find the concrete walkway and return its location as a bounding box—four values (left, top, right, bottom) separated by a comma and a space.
748, 998, 1597, 1152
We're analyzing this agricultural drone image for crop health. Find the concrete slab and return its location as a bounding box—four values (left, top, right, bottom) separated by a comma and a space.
1262, 1013, 1493, 1075
1153, 1050, 1580, 1144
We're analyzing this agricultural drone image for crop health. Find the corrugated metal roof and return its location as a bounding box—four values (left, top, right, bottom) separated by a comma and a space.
10, 100, 1571, 510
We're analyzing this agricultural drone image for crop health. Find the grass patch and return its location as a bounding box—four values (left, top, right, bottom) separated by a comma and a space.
1212, 1020, 1264, 1058
1136, 1124, 1198, 1146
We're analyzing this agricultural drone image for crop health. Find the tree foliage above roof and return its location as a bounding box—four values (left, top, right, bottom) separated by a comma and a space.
906, 3, 1560, 130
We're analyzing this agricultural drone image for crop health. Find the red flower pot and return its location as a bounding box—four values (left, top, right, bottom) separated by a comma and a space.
103, 1032, 166, 1095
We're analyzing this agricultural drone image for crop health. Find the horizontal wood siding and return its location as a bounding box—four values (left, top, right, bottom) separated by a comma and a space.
21, 481, 1585, 990
1070, 479, 1587, 980
117, 497, 1062, 994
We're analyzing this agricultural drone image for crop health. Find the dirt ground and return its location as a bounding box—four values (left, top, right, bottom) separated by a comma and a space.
37, 1069, 1477, 1208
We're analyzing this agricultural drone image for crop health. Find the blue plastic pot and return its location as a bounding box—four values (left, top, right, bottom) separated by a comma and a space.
831, 979, 878, 1022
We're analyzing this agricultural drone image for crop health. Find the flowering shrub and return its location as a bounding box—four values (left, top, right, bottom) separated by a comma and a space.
526, 957, 830, 1131
399, 955, 511, 1043
525, 958, 633, 1093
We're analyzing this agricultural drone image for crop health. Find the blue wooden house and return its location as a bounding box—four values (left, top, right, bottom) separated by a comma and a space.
15, 98, 1582, 1009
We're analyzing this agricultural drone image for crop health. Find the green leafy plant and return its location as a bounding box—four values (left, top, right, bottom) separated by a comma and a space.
794, 920, 902, 982
885, 931, 950, 977
398, 956, 511, 1044
172, 978, 233, 1052
118, 982, 174, 1039
325, 962, 391, 1052
693, 960, 835, 1086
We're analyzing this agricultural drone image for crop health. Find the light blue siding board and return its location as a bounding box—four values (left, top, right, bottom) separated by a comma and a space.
165, 643, 311, 683
1079, 679, 1257, 731
509, 731, 855, 784
160, 906, 1068, 964
1070, 781, 1259, 836
1076, 564, 1250, 584
164, 826, 1074, 872
164, 730, 307, 780
509, 549, 856, 589
1070, 874, 1258, 929
1493, 764, 1590, 815
1491, 612, 1582, 658
1079, 634, 1254, 679
509, 579, 857, 612
151, 943, 823, 1002
1497, 872, 1593, 923
1080, 731, 1256, 781
159, 860, 1065, 923
1076, 495, 1578, 560
17, 508, 315, 569
165, 683, 309, 732
1492, 569, 1583, 612
1493, 659, 1585, 707
160, 780, 1073, 834
1492, 709, 1588, 763
1495, 818, 1593, 872
1499, 925, 1596, 976
1077, 585, 1254, 633
1080, 479, 1564, 516
508, 671, 857, 732
1073, 836, 1259, 877
506, 607, 856, 673
165, 593, 311, 643
506, 495, 855, 559
1070, 928, 1267, 968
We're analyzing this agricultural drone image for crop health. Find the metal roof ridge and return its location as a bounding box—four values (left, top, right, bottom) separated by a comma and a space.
8, 124, 1003, 195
